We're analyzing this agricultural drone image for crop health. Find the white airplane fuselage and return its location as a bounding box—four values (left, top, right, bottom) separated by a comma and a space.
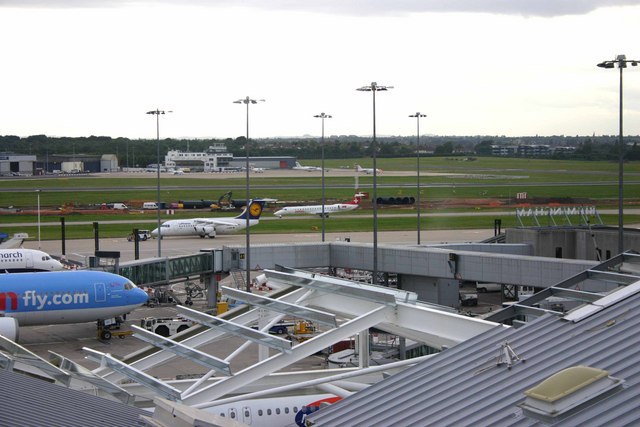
355, 164, 382, 174
151, 200, 266, 239
274, 203, 358, 218
205, 394, 339, 427
153, 218, 259, 237
293, 162, 321, 172
0, 249, 64, 273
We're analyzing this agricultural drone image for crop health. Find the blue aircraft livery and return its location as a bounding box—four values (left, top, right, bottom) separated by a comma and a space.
0, 270, 148, 327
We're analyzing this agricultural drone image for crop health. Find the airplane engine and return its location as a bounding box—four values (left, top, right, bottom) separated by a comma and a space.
0, 317, 19, 341
196, 225, 216, 238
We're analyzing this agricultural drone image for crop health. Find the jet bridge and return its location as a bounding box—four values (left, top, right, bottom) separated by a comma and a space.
486, 250, 640, 326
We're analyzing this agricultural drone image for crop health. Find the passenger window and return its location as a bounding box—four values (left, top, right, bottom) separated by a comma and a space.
258, 410, 263, 416
244, 410, 250, 417
276, 408, 281, 415
285, 407, 289, 414
293, 406, 298, 412
267, 409, 272, 415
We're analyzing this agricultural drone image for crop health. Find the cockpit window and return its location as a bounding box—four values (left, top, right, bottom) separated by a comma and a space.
124, 281, 134, 290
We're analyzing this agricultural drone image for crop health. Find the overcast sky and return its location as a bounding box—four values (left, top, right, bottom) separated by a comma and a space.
1, 0, 639, 139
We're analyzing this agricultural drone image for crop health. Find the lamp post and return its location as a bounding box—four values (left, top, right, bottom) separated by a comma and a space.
409, 113, 427, 245
146, 109, 172, 258
234, 96, 264, 291
314, 112, 332, 242
357, 82, 392, 285
597, 55, 638, 255
36, 189, 41, 249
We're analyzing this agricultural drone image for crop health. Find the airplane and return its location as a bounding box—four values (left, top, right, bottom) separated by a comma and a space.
0, 232, 29, 249
204, 394, 341, 427
292, 162, 323, 172
0, 270, 148, 341
355, 164, 383, 174
151, 200, 267, 239
273, 194, 363, 218
251, 166, 267, 173
0, 248, 64, 273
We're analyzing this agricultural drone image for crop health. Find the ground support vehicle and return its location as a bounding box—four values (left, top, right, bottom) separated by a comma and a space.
140, 317, 194, 337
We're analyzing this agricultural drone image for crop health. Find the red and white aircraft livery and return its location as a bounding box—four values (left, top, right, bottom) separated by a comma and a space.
273, 194, 363, 218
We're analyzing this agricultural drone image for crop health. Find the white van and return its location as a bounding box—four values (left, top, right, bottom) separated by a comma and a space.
108, 203, 128, 210
142, 202, 158, 210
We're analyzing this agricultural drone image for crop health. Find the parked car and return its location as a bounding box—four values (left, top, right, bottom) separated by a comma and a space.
477, 283, 502, 293
127, 230, 151, 242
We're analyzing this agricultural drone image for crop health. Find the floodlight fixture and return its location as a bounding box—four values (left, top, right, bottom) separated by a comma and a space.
409, 112, 427, 245
356, 82, 393, 285
234, 96, 265, 291
597, 54, 639, 254
314, 112, 332, 242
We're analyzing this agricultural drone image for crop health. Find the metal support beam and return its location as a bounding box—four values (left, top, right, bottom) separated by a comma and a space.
266, 268, 415, 305
0, 335, 69, 385
221, 286, 337, 327
185, 306, 391, 405
83, 347, 182, 401
49, 351, 134, 404
131, 325, 231, 376
176, 305, 293, 353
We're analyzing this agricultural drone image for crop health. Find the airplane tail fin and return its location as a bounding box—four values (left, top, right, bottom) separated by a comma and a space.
354, 164, 362, 172
352, 192, 365, 204
235, 200, 266, 220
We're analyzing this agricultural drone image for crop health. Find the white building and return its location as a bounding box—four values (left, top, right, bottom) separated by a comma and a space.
164, 143, 234, 172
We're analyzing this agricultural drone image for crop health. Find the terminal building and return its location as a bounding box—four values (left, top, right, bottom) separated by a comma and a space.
164, 143, 296, 172
164, 143, 234, 172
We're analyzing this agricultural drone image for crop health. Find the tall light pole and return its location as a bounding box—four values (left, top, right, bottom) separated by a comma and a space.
597, 55, 638, 255
357, 82, 392, 285
36, 189, 41, 249
234, 96, 264, 291
314, 112, 332, 242
146, 109, 172, 258
409, 113, 427, 245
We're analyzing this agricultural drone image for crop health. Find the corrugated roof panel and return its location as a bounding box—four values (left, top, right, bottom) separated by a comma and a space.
309, 291, 640, 426
0, 369, 146, 427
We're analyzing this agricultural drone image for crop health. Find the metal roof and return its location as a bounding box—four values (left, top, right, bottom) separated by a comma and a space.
308, 280, 640, 426
0, 369, 147, 427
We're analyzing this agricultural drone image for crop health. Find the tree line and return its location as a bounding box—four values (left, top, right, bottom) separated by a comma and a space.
0, 134, 638, 167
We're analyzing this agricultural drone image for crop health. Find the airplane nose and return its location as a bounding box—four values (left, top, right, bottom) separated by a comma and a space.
151, 228, 158, 236
133, 287, 149, 305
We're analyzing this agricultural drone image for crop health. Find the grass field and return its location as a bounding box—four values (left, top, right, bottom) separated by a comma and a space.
1, 156, 638, 240
6, 213, 640, 241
